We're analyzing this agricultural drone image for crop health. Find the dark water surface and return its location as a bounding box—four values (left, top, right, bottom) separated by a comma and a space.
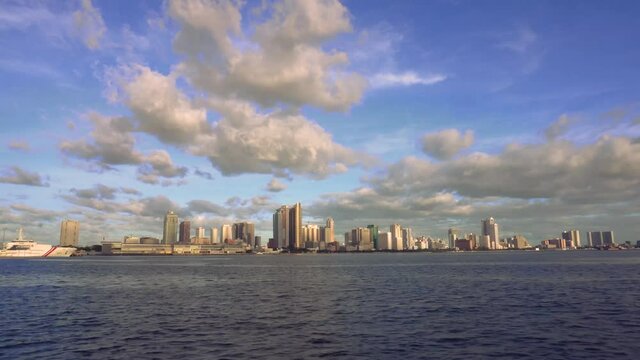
1, 251, 639, 359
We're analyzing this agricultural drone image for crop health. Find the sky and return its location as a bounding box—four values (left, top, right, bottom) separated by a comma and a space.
1, 0, 640, 246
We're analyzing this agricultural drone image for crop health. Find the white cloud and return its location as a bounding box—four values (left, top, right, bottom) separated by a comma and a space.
170, 0, 367, 111
545, 114, 575, 140
421, 129, 474, 160
7, 140, 30, 152
370, 72, 447, 88
266, 178, 287, 192
0, 166, 48, 187
73, 0, 106, 50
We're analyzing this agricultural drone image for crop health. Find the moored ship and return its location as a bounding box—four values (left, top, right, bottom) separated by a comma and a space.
0, 228, 76, 258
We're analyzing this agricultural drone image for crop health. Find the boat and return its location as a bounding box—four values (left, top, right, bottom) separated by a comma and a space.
0, 228, 76, 258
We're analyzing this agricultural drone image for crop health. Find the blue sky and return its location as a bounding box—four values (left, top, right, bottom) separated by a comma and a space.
1, 0, 639, 245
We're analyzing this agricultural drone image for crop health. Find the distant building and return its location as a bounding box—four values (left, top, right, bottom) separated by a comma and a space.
367, 225, 378, 249
326, 217, 335, 243
254, 236, 262, 248
588, 231, 603, 247
390, 224, 403, 251
402, 228, 414, 250
273, 205, 289, 249
163, 211, 178, 244
59, 220, 79, 247
377, 232, 392, 250
481, 217, 500, 249
221, 224, 232, 243
509, 235, 531, 249
179, 221, 191, 244
196, 226, 206, 239
448, 228, 459, 249
562, 230, 580, 248
233, 222, 255, 246
288, 203, 302, 250
602, 231, 615, 246
210, 227, 219, 244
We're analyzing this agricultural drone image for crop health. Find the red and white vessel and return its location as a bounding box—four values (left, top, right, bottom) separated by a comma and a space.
0, 228, 76, 257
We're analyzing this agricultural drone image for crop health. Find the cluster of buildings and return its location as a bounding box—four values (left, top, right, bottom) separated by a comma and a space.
84, 202, 624, 255
541, 230, 616, 249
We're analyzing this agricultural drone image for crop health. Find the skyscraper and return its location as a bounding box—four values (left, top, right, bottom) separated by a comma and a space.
233, 222, 255, 246
288, 202, 302, 250
562, 229, 580, 249
196, 226, 206, 239
179, 221, 191, 244
273, 205, 289, 249
390, 224, 403, 250
602, 231, 615, 246
326, 217, 335, 243
59, 219, 79, 247
448, 228, 459, 249
210, 227, 219, 244
221, 224, 232, 243
588, 231, 603, 247
481, 217, 500, 249
162, 211, 178, 244
367, 224, 378, 249
402, 227, 414, 250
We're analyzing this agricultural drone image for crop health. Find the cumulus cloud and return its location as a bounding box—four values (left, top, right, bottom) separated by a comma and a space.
545, 114, 574, 140
266, 178, 287, 192
8, 140, 30, 152
370, 72, 447, 88
190, 100, 371, 178
421, 129, 474, 160
60, 113, 188, 184
120, 65, 209, 145
73, 0, 106, 50
0, 166, 48, 187
170, 0, 366, 111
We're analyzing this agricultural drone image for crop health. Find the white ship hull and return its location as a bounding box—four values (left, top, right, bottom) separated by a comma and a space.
0, 245, 76, 257
1, 228, 76, 257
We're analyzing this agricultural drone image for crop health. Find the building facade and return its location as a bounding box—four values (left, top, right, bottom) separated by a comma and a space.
59, 219, 79, 247
162, 211, 178, 244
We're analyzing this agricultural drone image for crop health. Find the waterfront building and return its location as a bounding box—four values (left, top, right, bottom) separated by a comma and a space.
479, 235, 491, 250
302, 224, 321, 248
454, 238, 473, 251
59, 219, 79, 247
162, 211, 178, 244
288, 203, 302, 250
349, 227, 372, 251
326, 217, 335, 243
196, 226, 206, 239
402, 227, 414, 250
210, 227, 219, 244
602, 231, 615, 246
562, 229, 580, 248
390, 224, 403, 251
221, 224, 232, 243
273, 205, 289, 248
481, 217, 500, 249
179, 221, 191, 244
344, 232, 350, 244
233, 222, 255, 246
255, 236, 261, 248
588, 231, 603, 247
377, 232, 392, 250
367, 225, 379, 250
448, 228, 459, 249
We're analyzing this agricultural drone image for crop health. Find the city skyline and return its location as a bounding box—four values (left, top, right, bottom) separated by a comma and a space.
1, 0, 640, 246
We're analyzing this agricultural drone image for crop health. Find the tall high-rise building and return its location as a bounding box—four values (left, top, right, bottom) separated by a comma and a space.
588, 231, 603, 247
482, 217, 500, 249
59, 219, 79, 247
233, 222, 255, 246
602, 231, 615, 246
302, 224, 320, 247
273, 205, 289, 249
326, 217, 335, 243
162, 211, 178, 244
448, 228, 459, 249
562, 230, 580, 249
402, 228, 414, 249
196, 226, 206, 239
221, 224, 232, 243
288, 202, 302, 250
390, 224, 403, 251
377, 232, 392, 250
367, 225, 378, 249
210, 227, 219, 243
179, 221, 191, 244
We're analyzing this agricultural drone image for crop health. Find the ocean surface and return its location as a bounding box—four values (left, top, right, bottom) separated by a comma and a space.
1, 251, 639, 359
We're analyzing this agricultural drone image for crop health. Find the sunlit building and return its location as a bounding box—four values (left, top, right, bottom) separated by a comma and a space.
162, 211, 178, 244
59, 219, 79, 247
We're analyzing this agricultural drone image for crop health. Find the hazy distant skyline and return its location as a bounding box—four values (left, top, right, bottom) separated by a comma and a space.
1, 0, 640, 244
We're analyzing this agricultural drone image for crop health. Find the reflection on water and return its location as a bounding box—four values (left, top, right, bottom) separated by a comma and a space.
1, 251, 639, 359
